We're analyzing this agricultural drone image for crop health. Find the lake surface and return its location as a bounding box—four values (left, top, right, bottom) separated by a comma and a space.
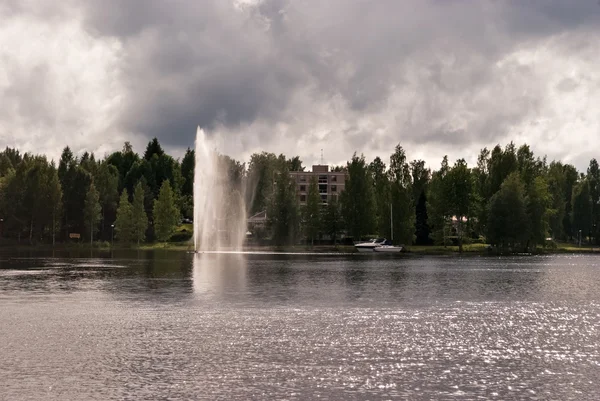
1, 251, 600, 400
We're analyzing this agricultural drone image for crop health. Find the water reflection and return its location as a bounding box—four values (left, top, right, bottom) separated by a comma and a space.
192, 253, 247, 296
1, 253, 600, 399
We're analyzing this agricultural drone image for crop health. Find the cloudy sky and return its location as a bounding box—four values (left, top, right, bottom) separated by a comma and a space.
1, 0, 600, 171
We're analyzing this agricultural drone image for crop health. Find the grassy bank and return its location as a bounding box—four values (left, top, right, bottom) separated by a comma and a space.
2, 240, 600, 255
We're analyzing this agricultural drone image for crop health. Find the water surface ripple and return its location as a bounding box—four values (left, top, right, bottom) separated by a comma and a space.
1, 252, 599, 400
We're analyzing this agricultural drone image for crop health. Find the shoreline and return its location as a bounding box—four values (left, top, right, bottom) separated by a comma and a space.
0, 242, 599, 255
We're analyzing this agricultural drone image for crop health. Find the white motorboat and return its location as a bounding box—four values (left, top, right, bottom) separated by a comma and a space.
371, 204, 403, 253
354, 238, 387, 252
373, 244, 403, 253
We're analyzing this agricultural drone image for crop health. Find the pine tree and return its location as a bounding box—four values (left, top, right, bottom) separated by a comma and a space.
115, 190, 134, 244
83, 183, 102, 245
132, 182, 149, 245
153, 181, 180, 243
48, 169, 62, 246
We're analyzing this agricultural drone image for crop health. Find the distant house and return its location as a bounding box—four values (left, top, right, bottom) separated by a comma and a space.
289, 165, 346, 205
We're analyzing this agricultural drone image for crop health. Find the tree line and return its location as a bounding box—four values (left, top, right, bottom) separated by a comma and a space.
0, 139, 187, 245
0, 138, 598, 251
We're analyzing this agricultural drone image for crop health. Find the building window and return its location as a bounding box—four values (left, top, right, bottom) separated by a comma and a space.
331, 185, 337, 192
300, 175, 306, 182
300, 185, 306, 192
331, 175, 337, 182
300, 195, 306, 202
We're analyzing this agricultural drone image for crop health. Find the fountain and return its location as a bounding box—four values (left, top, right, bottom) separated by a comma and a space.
193, 127, 247, 252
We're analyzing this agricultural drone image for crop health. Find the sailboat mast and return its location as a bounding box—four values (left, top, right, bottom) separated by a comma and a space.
390, 203, 393, 242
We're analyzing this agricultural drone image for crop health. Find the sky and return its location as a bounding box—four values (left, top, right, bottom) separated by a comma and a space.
1, 0, 600, 172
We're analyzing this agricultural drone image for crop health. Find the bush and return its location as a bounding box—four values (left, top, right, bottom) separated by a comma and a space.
170, 229, 193, 242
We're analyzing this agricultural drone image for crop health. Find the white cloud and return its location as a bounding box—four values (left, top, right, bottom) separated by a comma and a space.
0, 4, 129, 161
2, 0, 600, 173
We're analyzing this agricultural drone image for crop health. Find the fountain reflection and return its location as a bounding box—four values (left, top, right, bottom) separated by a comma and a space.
192, 253, 247, 296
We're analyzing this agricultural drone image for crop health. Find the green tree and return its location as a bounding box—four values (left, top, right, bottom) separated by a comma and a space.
571, 179, 592, 244
446, 159, 473, 252
562, 164, 579, 240
587, 159, 600, 243
427, 156, 451, 245
411, 159, 431, 245
388, 144, 414, 245
340, 153, 375, 241
471, 148, 490, 236
153, 181, 180, 243
486, 173, 530, 250
303, 176, 321, 246
547, 161, 566, 239
369, 156, 390, 238
246, 152, 279, 215
287, 156, 305, 172
47, 166, 62, 246
488, 143, 518, 195
83, 183, 102, 245
144, 138, 165, 160
115, 190, 134, 244
268, 161, 299, 246
132, 182, 149, 245
322, 197, 343, 244
94, 162, 119, 239
526, 176, 552, 249
181, 148, 195, 199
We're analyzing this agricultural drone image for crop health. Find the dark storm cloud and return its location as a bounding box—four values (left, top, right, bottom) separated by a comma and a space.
70, 0, 600, 163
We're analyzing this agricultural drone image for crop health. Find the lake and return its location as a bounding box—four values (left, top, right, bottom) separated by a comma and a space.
1, 251, 599, 400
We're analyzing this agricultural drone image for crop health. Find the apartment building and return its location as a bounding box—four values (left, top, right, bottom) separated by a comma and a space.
289, 165, 346, 205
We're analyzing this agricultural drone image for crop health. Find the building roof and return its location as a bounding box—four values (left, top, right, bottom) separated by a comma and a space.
248, 211, 267, 223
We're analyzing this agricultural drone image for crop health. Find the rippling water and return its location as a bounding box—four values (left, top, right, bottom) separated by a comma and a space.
1, 251, 600, 400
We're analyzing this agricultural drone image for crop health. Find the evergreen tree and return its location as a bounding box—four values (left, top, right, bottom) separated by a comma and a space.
47, 167, 62, 246
562, 164, 579, 240
587, 159, 600, 243
153, 181, 180, 243
144, 138, 165, 160
410, 160, 431, 244
83, 183, 101, 245
132, 182, 149, 245
181, 148, 195, 198
115, 190, 134, 244
571, 179, 592, 244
